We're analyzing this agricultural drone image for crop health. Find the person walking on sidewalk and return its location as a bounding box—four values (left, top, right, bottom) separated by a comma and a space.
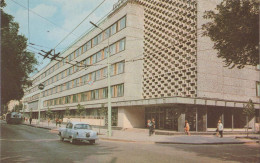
29, 117, 32, 125
55, 118, 59, 127
184, 120, 190, 136
218, 120, 223, 138
151, 118, 156, 135
147, 119, 153, 136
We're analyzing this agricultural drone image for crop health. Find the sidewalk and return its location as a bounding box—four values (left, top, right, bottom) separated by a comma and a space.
22, 120, 260, 145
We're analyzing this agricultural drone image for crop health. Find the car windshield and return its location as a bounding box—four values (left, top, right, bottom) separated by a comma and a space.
74, 124, 92, 130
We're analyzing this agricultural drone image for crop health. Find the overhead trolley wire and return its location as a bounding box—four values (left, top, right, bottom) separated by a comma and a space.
9, 0, 78, 37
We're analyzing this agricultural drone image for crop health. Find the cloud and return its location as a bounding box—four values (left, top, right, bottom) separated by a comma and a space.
32, 4, 57, 18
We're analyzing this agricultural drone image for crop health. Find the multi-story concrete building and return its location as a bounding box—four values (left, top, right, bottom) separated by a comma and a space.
23, 0, 260, 132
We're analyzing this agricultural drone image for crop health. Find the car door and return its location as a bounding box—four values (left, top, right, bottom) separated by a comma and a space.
64, 123, 71, 138
66, 123, 73, 138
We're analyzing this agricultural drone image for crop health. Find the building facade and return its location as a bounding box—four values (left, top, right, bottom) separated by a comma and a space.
23, 0, 260, 132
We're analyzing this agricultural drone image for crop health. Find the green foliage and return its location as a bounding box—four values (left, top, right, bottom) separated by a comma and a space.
29, 108, 33, 117
65, 107, 70, 116
1, 104, 9, 115
46, 107, 53, 119
12, 102, 23, 112
76, 104, 85, 116
98, 104, 107, 117
202, 0, 259, 68
1, 3, 38, 105
243, 99, 255, 119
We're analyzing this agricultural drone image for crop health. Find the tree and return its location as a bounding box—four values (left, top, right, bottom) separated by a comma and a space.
46, 107, 53, 119
12, 102, 23, 112
65, 107, 70, 117
243, 99, 255, 137
1, 1, 38, 105
76, 104, 86, 121
202, 0, 259, 68
98, 104, 107, 125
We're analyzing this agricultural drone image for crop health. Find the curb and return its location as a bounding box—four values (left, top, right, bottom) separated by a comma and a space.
21, 124, 260, 145
154, 141, 259, 145
99, 138, 259, 145
22, 123, 54, 130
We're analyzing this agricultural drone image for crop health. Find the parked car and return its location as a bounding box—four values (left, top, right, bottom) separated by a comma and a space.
58, 122, 98, 144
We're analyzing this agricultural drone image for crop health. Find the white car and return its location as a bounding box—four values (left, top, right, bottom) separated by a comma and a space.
58, 122, 98, 144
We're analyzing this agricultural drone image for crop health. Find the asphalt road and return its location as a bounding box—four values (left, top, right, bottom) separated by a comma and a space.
1, 121, 260, 163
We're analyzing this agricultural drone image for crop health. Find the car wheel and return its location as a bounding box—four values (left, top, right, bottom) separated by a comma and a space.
59, 135, 64, 141
70, 137, 75, 144
89, 140, 95, 145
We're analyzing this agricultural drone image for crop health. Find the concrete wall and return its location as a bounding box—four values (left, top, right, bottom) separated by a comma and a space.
197, 0, 260, 103
63, 117, 105, 126
118, 107, 145, 128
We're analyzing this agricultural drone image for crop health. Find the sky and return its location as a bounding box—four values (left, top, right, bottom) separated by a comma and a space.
4, 0, 119, 73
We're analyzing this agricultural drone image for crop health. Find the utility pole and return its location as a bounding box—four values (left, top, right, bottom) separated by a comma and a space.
90, 21, 112, 137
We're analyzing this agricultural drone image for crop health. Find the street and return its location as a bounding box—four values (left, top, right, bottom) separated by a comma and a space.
1, 121, 260, 163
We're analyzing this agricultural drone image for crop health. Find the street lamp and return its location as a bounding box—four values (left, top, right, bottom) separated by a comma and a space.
38, 83, 45, 125
90, 21, 112, 137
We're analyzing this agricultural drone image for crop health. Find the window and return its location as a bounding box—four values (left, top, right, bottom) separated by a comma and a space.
97, 33, 102, 43
103, 67, 108, 78
87, 41, 92, 50
92, 36, 98, 47
110, 64, 115, 76
75, 49, 79, 57
97, 51, 102, 62
111, 86, 115, 97
86, 58, 90, 66
103, 87, 108, 98
66, 82, 71, 90
257, 82, 260, 97
117, 84, 124, 97
73, 94, 78, 103
104, 47, 108, 58
118, 16, 126, 31
91, 72, 96, 81
110, 23, 117, 35
91, 90, 95, 100
119, 39, 125, 51
103, 28, 110, 40
81, 93, 86, 102
92, 54, 97, 64
110, 44, 116, 55
96, 70, 101, 80
117, 62, 124, 74
68, 53, 72, 61
95, 90, 99, 99
83, 43, 87, 52
69, 67, 73, 74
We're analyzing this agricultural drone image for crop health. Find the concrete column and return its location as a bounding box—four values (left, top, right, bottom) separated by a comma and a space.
232, 111, 234, 131
178, 113, 185, 132
206, 107, 208, 132
196, 108, 198, 132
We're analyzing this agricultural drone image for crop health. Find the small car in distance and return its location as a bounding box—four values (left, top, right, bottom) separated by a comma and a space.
58, 122, 98, 144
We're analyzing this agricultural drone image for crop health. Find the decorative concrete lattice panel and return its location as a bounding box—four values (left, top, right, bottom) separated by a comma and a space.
138, 0, 197, 99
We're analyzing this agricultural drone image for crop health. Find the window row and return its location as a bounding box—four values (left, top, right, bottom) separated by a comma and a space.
31, 16, 126, 88
27, 38, 126, 95
43, 84, 124, 107
42, 61, 125, 98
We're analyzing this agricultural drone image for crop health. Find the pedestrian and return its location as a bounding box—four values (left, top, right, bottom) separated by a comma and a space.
184, 120, 190, 136
218, 120, 223, 138
215, 123, 219, 136
48, 118, 50, 126
151, 118, 156, 135
29, 117, 32, 125
55, 118, 59, 127
59, 118, 62, 127
147, 119, 153, 136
